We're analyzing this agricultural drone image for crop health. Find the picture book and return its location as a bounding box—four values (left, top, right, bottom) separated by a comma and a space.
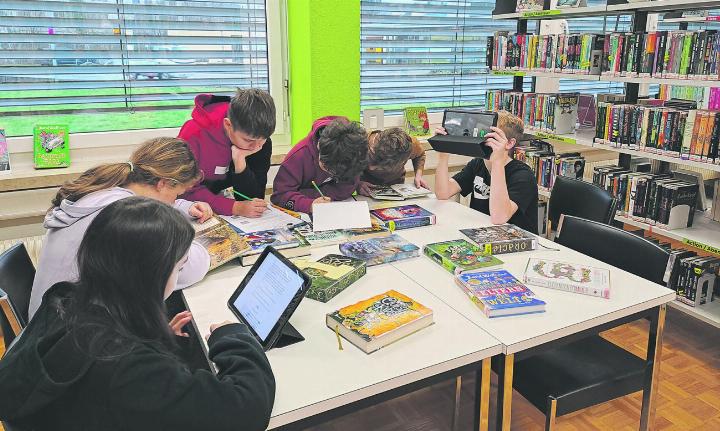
326, 290, 434, 353
523, 258, 611, 298
294, 254, 367, 302
370, 204, 436, 230
192, 217, 250, 270
403, 106, 430, 136
0, 128, 10, 174
455, 270, 546, 317
460, 224, 538, 255
339, 234, 420, 266
368, 184, 432, 201
423, 239, 504, 275
238, 228, 310, 266
33, 125, 70, 169
515, 0, 543, 12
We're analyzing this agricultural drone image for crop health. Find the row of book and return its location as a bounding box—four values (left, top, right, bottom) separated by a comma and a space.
514, 143, 586, 191
486, 90, 579, 134
595, 103, 720, 165
593, 167, 699, 229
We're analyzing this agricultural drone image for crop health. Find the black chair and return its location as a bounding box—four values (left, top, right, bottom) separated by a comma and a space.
512, 215, 670, 430
0, 243, 36, 348
546, 176, 617, 237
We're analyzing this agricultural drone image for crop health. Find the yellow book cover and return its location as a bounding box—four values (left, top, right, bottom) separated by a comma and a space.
193, 217, 250, 269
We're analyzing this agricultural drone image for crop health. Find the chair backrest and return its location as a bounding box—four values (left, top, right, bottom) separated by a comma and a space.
556, 215, 670, 285
548, 176, 617, 232
0, 243, 36, 347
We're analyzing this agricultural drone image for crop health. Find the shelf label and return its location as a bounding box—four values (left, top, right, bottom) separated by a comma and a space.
521, 9, 561, 18
491, 70, 526, 76
682, 238, 720, 255
534, 131, 577, 144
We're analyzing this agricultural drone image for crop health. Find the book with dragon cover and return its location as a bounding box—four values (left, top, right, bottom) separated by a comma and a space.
238, 228, 310, 266
326, 290, 434, 353
523, 258, 611, 298
192, 217, 250, 270
370, 204, 436, 230
423, 239, 503, 275
459, 224, 538, 255
339, 234, 420, 266
455, 270, 546, 317
294, 254, 367, 302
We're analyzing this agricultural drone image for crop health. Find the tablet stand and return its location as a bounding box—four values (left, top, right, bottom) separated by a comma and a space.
270, 322, 305, 349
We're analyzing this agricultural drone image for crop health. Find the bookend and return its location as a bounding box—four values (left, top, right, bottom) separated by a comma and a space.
270, 321, 305, 349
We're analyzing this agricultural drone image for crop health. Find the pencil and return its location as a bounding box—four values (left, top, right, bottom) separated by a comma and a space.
232, 190, 252, 201
311, 180, 326, 198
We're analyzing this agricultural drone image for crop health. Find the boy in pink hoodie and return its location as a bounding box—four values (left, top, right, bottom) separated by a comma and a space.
271, 117, 368, 214
179, 89, 275, 217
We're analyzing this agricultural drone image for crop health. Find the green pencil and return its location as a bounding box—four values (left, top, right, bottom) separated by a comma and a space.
232, 190, 252, 201
311, 180, 326, 198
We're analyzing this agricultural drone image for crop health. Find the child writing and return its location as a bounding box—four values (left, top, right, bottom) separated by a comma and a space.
29, 137, 212, 318
179, 88, 276, 218
357, 127, 427, 196
434, 110, 539, 233
271, 117, 369, 213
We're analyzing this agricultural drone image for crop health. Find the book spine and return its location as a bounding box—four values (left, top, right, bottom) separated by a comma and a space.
423, 246, 458, 274
524, 275, 610, 298
383, 215, 435, 231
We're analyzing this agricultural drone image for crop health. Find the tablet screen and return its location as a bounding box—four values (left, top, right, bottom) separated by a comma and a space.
231, 252, 305, 341
443, 111, 495, 138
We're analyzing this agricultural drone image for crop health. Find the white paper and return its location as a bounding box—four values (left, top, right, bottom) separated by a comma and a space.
312, 201, 372, 232
220, 206, 303, 233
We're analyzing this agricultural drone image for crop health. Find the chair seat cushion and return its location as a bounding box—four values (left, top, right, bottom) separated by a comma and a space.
512, 335, 646, 416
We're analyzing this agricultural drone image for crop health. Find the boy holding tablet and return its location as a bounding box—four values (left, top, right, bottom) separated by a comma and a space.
434, 110, 539, 233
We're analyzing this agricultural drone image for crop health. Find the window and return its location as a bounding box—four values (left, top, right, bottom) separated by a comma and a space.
0, 0, 283, 137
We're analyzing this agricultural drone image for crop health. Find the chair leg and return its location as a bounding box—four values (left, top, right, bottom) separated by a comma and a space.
545, 397, 557, 431
451, 376, 462, 431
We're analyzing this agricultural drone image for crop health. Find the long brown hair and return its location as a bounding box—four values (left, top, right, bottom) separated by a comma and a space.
51, 137, 201, 208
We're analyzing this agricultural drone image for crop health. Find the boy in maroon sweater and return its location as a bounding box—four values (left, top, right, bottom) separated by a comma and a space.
179, 89, 275, 217
271, 117, 368, 214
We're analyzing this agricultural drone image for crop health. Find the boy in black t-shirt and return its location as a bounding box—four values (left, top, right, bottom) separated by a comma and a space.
434, 110, 539, 233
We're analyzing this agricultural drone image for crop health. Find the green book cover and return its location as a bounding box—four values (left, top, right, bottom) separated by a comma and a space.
33, 125, 70, 169
403, 106, 429, 136
423, 239, 503, 275
680, 33, 692, 77
295, 254, 367, 302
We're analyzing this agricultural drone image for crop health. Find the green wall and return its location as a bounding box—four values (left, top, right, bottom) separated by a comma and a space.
287, 0, 360, 144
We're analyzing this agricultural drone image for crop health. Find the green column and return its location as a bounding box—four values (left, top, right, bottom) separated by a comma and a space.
287, 0, 361, 144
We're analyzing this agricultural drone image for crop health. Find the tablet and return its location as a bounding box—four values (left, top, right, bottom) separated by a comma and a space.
227, 247, 311, 350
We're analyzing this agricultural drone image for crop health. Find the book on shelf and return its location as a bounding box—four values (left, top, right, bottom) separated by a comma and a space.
460, 224, 538, 255
238, 228, 310, 266
423, 239, 503, 275
673, 256, 719, 307
192, 217, 250, 270
455, 270, 546, 317
33, 125, 70, 169
339, 234, 420, 266
370, 204, 436, 230
403, 106, 430, 136
556, 0, 582, 8
367, 184, 432, 201
0, 128, 10, 174
326, 290, 434, 354
514, 144, 585, 190
486, 90, 579, 135
294, 254, 367, 303
290, 222, 392, 248
515, 0, 543, 13
524, 257, 611, 298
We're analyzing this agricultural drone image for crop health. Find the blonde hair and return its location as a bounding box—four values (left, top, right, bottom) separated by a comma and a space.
51, 137, 201, 208
497, 110, 524, 145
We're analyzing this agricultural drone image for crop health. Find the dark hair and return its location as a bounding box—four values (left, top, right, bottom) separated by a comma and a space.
227, 88, 276, 138
368, 128, 413, 169
52, 137, 201, 208
67, 196, 195, 358
318, 120, 369, 182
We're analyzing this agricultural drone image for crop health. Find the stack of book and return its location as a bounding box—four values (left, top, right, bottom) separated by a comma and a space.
486, 90, 579, 135
455, 270, 546, 317
369, 204, 436, 231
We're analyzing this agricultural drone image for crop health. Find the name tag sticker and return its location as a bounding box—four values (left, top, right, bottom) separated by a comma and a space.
214, 166, 229, 175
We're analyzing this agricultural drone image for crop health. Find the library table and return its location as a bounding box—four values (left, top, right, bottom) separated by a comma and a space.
391, 199, 676, 431
183, 251, 502, 431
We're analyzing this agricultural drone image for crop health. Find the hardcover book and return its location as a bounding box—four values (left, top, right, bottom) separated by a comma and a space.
291, 224, 348, 247
33, 125, 70, 169
239, 228, 310, 266
339, 234, 420, 266
192, 217, 250, 270
403, 106, 430, 136
455, 270, 546, 317
460, 224, 538, 255
370, 204, 436, 230
326, 290, 434, 353
294, 254, 367, 302
524, 258, 611, 298
368, 184, 432, 201
423, 239, 503, 275
0, 128, 10, 174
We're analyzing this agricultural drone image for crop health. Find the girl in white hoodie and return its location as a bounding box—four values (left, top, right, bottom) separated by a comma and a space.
29, 137, 213, 318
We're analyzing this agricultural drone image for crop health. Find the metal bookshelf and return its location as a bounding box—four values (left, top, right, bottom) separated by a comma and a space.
492, 70, 720, 88
493, 0, 720, 20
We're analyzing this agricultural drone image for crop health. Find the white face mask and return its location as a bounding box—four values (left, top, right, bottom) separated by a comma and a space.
164, 253, 189, 300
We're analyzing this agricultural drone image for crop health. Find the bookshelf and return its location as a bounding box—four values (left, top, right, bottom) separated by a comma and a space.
493, 0, 720, 20
492, 70, 720, 88
668, 300, 720, 329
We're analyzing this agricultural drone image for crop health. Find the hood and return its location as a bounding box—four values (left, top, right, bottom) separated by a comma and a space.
187, 93, 231, 144
0, 283, 94, 420
303, 116, 348, 146
44, 187, 134, 229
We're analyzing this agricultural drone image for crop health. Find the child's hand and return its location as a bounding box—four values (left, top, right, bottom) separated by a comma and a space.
414, 175, 429, 190
232, 199, 268, 218
357, 181, 374, 196
231, 144, 264, 173
485, 126, 510, 167
189, 201, 213, 223
169, 311, 193, 337
434, 126, 448, 135
313, 196, 332, 205
206, 320, 235, 341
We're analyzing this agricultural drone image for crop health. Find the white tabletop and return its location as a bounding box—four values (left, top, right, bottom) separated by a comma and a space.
183, 247, 502, 429
390, 199, 676, 355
